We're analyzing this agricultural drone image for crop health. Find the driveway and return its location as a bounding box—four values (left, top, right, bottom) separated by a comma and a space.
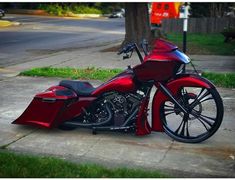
0, 76, 234, 177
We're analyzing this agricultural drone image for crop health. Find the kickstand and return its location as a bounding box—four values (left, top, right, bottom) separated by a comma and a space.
92, 128, 97, 135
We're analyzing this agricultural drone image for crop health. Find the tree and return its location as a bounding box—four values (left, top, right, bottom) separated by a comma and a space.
190, 3, 234, 17
123, 3, 153, 46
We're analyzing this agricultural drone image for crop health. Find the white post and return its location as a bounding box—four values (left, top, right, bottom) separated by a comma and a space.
183, 3, 189, 53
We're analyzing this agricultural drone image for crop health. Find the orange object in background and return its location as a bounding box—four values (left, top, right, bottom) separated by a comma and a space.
150, 2, 182, 26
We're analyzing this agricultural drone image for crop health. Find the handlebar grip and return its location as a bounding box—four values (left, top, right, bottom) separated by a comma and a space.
117, 43, 135, 55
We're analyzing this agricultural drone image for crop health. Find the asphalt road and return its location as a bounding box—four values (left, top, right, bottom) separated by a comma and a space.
0, 14, 125, 67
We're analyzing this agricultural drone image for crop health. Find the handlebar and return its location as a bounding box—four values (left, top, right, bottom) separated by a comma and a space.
118, 40, 147, 63
141, 39, 149, 56
117, 43, 136, 55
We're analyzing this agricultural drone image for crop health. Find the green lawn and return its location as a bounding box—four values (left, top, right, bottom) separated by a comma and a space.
20, 67, 235, 88
202, 72, 235, 88
167, 33, 235, 55
19, 67, 123, 81
0, 151, 166, 178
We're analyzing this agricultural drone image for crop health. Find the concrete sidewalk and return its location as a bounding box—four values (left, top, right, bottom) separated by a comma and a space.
0, 45, 235, 177
2, 43, 234, 78
0, 76, 234, 177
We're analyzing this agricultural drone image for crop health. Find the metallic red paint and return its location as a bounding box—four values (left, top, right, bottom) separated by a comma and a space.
37, 86, 77, 99
12, 86, 78, 128
151, 74, 214, 132
92, 74, 136, 96
133, 60, 178, 81
56, 97, 97, 126
12, 98, 66, 128
152, 38, 178, 53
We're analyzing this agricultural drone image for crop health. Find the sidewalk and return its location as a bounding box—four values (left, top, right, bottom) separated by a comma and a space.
0, 45, 235, 177
3, 43, 235, 77
0, 76, 234, 177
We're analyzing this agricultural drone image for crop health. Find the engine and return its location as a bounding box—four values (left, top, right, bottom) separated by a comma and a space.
100, 91, 144, 126
80, 91, 145, 127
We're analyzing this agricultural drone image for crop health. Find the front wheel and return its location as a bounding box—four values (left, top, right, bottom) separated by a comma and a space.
160, 86, 224, 143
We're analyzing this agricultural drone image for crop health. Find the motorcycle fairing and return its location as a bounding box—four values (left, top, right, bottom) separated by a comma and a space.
151, 74, 215, 132
152, 38, 178, 53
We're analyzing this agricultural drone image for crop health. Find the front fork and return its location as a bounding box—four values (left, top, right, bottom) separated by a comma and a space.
158, 82, 188, 114
135, 81, 187, 135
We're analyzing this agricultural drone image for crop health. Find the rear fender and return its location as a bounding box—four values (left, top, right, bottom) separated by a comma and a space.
152, 74, 215, 132
12, 86, 78, 128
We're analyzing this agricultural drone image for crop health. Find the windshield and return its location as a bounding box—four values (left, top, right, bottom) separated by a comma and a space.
173, 50, 191, 64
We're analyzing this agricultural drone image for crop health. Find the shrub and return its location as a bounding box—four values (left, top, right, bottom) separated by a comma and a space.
39, 3, 102, 16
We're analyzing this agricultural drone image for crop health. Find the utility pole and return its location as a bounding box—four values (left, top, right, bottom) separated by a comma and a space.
182, 2, 189, 53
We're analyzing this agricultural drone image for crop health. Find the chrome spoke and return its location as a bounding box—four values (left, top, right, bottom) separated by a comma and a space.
175, 120, 184, 134
165, 111, 175, 116
164, 104, 174, 108
190, 89, 210, 109
200, 96, 213, 103
179, 120, 187, 136
192, 109, 216, 122
191, 111, 213, 130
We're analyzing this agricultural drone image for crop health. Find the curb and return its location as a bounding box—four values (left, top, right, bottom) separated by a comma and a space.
6, 9, 105, 19
0, 20, 20, 27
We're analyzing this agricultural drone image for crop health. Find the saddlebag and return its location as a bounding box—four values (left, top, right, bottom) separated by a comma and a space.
12, 86, 77, 128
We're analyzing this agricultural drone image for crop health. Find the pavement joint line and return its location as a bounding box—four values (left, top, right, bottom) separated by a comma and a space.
48, 57, 77, 67
158, 140, 174, 163
0, 75, 19, 82
79, 137, 102, 158
0, 128, 39, 150
3, 40, 123, 68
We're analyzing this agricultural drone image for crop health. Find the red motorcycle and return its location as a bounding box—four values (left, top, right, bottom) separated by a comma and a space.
13, 39, 224, 143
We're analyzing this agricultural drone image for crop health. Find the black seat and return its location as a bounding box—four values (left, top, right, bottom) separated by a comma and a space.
59, 80, 95, 96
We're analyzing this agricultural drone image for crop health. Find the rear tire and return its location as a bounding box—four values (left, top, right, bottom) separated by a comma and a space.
160, 87, 224, 143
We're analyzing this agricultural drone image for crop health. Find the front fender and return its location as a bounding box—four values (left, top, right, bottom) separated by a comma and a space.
152, 74, 215, 132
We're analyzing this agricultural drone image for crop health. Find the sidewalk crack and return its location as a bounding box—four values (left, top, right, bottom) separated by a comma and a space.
158, 140, 174, 163
0, 128, 39, 149
80, 137, 102, 158
48, 57, 74, 67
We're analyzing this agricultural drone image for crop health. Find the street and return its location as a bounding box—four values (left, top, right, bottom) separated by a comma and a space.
0, 14, 125, 66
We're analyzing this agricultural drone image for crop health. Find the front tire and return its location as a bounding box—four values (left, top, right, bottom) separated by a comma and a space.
160, 87, 224, 143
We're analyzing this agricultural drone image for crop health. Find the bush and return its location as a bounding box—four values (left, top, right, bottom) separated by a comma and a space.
39, 3, 102, 16
70, 4, 102, 14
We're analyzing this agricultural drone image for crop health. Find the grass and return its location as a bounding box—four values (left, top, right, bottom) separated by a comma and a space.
167, 33, 235, 55
0, 150, 166, 178
39, 4, 102, 16
19, 67, 123, 81
20, 67, 235, 88
202, 72, 235, 88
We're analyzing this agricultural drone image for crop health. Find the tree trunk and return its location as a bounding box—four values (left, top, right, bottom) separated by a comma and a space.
123, 3, 153, 46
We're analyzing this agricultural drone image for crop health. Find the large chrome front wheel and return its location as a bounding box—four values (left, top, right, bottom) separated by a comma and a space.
160, 86, 224, 143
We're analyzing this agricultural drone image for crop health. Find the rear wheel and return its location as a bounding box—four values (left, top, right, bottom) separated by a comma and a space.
160, 86, 224, 143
